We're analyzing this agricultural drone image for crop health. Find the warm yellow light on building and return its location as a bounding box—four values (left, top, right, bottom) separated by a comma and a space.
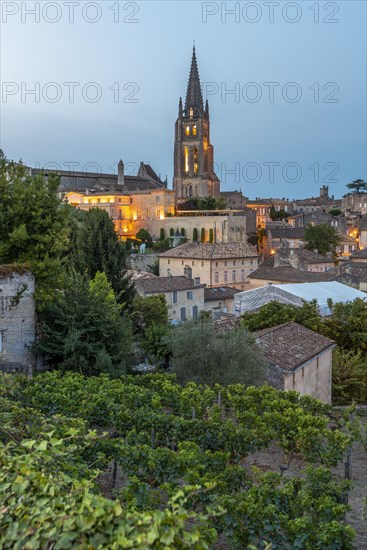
270, 249, 275, 255
160, 213, 165, 220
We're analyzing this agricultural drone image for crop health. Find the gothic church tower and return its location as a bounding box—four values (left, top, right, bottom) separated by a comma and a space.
173, 46, 220, 202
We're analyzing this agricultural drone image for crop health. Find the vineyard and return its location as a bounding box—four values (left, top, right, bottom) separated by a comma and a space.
1, 372, 365, 549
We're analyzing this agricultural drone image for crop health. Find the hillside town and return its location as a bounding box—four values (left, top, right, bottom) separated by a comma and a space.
1, 37, 366, 550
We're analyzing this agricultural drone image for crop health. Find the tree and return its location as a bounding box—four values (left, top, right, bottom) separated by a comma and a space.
34, 272, 132, 376
209, 228, 214, 243
329, 208, 342, 217
167, 320, 265, 386
0, 151, 71, 305
332, 349, 367, 405
200, 228, 206, 243
193, 228, 198, 242
269, 205, 290, 221
304, 223, 341, 256
346, 179, 367, 194
323, 298, 367, 352
67, 208, 134, 307
159, 228, 165, 241
241, 300, 324, 334
136, 228, 152, 243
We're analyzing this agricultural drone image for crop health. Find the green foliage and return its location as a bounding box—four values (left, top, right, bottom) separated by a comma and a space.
332, 349, 367, 405
167, 320, 265, 387
269, 205, 290, 221
147, 258, 160, 276
304, 223, 341, 256
131, 295, 171, 363
179, 197, 226, 211
1, 372, 358, 549
66, 207, 134, 307
193, 227, 198, 242
34, 272, 132, 376
180, 228, 186, 236
169, 228, 174, 237
200, 228, 206, 243
241, 300, 324, 333
0, 151, 71, 306
160, 228, 165, 241
209, 228, 214, 243
323, 298, 367, 352
136, 228, 152, 242
329, 208, 342, 217
346, 179, 367, 194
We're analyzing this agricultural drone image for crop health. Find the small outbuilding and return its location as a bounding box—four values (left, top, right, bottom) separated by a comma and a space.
255, 322, 335, 403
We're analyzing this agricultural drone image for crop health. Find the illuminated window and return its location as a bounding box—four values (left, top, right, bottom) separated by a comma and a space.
193, 125, 197, 136
193, 147, 198, 174
184, 147, 189, 174
189, 108, 193, 118
185, 126, 190, 136
156, 209, 160, 219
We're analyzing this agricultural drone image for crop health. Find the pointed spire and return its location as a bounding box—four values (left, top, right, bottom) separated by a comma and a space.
185, 44, 203, 114
205, 98, 209, 116
178, 96, 183, 116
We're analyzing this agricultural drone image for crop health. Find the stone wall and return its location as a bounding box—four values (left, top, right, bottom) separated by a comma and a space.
283, 350, 332, 403
0, 269, 35, 373
127, 253, 159, 273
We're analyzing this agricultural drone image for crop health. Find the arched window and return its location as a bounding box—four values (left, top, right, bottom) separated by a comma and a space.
189, 108, 193, 118
193, 125, 197, 136
193, 147, 198, 174
184, 147, 189, 174
185, 126, 190, 136
188, 185, 193, 197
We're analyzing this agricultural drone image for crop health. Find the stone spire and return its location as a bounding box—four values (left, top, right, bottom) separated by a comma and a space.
185, 44, 203, 114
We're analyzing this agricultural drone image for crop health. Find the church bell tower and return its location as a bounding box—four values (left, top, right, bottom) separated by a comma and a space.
173, 46, 220, 203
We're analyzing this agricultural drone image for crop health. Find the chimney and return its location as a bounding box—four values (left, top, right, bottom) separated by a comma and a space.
118, 160, 124, 187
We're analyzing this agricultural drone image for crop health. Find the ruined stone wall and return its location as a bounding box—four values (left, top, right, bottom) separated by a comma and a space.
0, 269, 35, 373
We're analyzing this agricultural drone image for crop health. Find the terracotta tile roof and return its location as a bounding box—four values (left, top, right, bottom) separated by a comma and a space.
136, 276, 204, 295
213, 316, 241, 332
204, 287, 241, 301
249, 266, 335, 283
268, 227, 305, 239
255, 322, 335, 372
159, 242, 258, 260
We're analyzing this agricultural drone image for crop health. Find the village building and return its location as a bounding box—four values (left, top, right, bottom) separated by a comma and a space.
135, 275, 205, 323
0, 267, 35, 374
265, 225, 305, 255
234, 281, 367, 316
342, 192, 367, 215
293, 186, 341, 213
159, 242, 258, 290
244, 198, 293, 228
255, 322, 335, 403
203, 287, 239, 319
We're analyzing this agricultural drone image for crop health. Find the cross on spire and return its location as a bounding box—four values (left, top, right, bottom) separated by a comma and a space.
185, 44, 203, 114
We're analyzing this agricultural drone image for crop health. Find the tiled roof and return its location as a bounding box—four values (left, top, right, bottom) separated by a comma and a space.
204, 287, 241, 301
268, 227, 305, 239
213, 317, 241, 332
249, 266, 334, 283
351, 248, 367, 259
255, 322, 335, 372
136, 276, 204, 294
159, 242, 258, 260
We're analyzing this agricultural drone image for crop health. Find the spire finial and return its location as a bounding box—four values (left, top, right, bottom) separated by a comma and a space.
185, 44, 203, 113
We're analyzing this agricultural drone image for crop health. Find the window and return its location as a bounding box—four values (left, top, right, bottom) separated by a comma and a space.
185, 126, 190, 136
216, 261, 218, 267
193, 147, 198, 174
187, 291, 193, 300
214, 272, 219, 283
232, 270, 236, 282
192, 261, 194, 266
189, 108, 193, 118
224, 261, 227, 266
156, 196, 161, 203
193, 125, 197, 136
172, 291, 178, 304
194, 277, 200, 285
184, 147, 189, 174
233, 261, 236, 266
156, 210, 160, 219
241, 270, 245, 282
168, 259, 170, 265
180, 307, 187, 321
192, 306, 198, 320
167, 269, 171, 277
224, 271, 228, 282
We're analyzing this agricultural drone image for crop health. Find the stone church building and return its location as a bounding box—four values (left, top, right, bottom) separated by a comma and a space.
173, 46, 220, 202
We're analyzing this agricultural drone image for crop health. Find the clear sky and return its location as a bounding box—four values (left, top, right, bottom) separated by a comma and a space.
1, 0, 366, 199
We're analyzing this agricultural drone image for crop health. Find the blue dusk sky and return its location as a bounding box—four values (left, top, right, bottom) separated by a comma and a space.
1, 0, 366, 199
